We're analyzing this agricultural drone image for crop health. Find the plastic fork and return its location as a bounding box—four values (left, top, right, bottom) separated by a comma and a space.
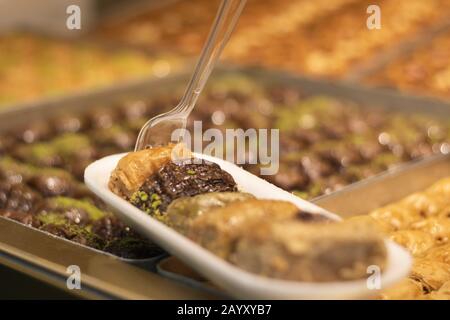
135, 0, 247, 150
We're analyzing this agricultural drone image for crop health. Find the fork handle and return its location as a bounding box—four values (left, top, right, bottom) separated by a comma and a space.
178, 0, 246, 115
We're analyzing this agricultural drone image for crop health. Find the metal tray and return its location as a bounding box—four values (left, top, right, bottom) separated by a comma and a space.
0, 215, 167, 268
314, 154, 450, 217
0, 66, 449, 299
0, 217, 213, 299
156, 256, 228, 298
157, 154, 450, 295
345, 19, 450, 82
88, 0, 450, 84
347, 21, 450, 102
0, 31, 187, 111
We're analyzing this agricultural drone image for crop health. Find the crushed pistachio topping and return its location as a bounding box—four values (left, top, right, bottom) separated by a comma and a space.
50, 197, 106, 220
130, 190, 166, 223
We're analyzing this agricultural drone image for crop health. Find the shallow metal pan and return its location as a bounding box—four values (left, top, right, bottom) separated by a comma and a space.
345, 21, 450, 102
0, 217, 214, 299
0, 65, 449, 298
157, 154, 450, 294
314, 154, 450, 218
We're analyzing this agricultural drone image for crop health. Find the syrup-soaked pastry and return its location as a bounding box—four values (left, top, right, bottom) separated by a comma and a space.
0, 182, 42, 213
0, 181, 12, 208
0, 157, 80, 197
439, 205, 450, 219
389, 230, 436, 256
13, 143, 64, 167
346, 215, 394, 234
367, 30, 450, 99
0, 158, 35, 184
424, 244, 450, 265
378, 278, 426, 300
87, 108, 118, 129
91, 215, 131, 241
51, 133, 97, 162
29, 173, 73, 197
369, 205, 422, 231
12, 133, 96, 168
109, 143, 191, 198
92, 216, 163, 259
231, 219, 386, 282
14, 121, 54, 144
360, 176, 450, 299
321, 174, 350, 194
264, 163, 310, 191
28, 196, 161, 257
411, 217, 450, 243
411, 259, 450, 291
32, 197, 161, 257
0, 157, 89, 200
429, 178, 450, 195
166, 192, 255, 233
119, 100, 150, 121
0, 210, 34, 226
52, 113, 87, 134
0, 134, 14, 154
400, 191, 450, 218
92, 126, 136, 151
426, 281, 450, 300
130, 159, 238, 220
102, 235, 163, 259
34, 206, 90, 229
315, 143, 365, 168
35, 197, 104, 226
300, 154, 337, 180
358, 140, 386, 160
344, 164, 380, 182
39, 223, 104, 249
113, 147, 386, 282
186, 199, 330, 259
67, 158, 96, 181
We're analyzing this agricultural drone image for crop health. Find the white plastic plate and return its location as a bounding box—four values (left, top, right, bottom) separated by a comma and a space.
85, 153, 412, 299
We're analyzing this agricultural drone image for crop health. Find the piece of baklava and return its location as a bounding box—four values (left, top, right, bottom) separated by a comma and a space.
109, 143, 191, 198
230, 218, 386, 282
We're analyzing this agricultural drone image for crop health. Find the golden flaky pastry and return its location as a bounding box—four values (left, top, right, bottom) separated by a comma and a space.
425, 280, 450, 300
411, 217, 450, 243
429, 177, 450, 195
389, 230, 436, 256
186, 199, 303, 259
378, 278, 425, 300
230, 218, 387, 282
425, 244, 450, 264
400, 191, 450, 217
346, 215, 394, 234
109, 143, 191, 198
411, 258, 450, 291
369, 204, 421, 231
353, 176, 450, 299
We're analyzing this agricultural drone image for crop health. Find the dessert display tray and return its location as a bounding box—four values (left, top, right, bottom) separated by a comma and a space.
155, 154, 450, 295
0, 66, 449, 299
348, 22, 450, 102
